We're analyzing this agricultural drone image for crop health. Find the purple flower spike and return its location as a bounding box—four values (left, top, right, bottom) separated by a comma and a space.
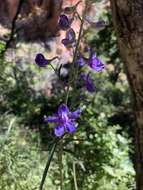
35, 53, 49, 67
59, 15, 71, 30
88, 50, 104, 72
81, 73, 96, 93
75, 55, 86, 67
45, 104, 82, 137
62, 28, 76, 47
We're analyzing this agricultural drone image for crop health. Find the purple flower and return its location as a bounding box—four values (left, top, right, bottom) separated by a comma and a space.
88, 50, 104, 72
95, 20, 106, 29
75, 55, 86, 67
35, 53, 49, 67
62, 28, 76, 47
85, 16, 106, 30
59, 15, 71, 30
45, 104, 82, 137
81, 73, 96, 93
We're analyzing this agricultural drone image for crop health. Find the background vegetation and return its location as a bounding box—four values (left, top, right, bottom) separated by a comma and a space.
0, 7, 135, 190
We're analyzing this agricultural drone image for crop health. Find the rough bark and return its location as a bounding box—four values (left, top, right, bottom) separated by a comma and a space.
110, 0, 143, 189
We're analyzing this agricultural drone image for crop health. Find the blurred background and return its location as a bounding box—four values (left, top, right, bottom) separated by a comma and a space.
0, 0, 135, 189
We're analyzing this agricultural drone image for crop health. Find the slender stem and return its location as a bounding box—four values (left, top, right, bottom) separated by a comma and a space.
65, 85, 70, 105
49, 63, 57, 74
73, 161, 78, 190
62, 7, 87, 189
73, 5, 88, 87
59, 139, 63, 190
65, 2, 87, 105
39, 139, 58, 190
72, 3, 87, 71
49, 63, 66, 93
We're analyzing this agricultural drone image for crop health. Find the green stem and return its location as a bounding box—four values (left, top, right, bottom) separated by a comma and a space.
73, 161, 78, 190
49, 63, 66, 93
39, 139, 58, 190
73, 6, 88, 87
65, 2, 87, 105
49, 63, 57, 74
65, 85, 70, 105
59, 139, 63, 190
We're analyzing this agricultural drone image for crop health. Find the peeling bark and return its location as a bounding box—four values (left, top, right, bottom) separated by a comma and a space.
110, 0, 143, 189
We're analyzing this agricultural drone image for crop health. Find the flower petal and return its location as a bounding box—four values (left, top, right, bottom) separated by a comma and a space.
70, 108, 82, 119
62, 28, 76, 47
88, 50, 104, 72
44, 116, 59, 123
95, 20, 106, 29
35, 53, 49, 67
65, 122, 76, 134
75, 55, 86, 67
54, 125, 65, 137
58, 104, 69, 115
58, 104, 69, 123
81, 73, 96, 92
59, 15, 71, 30
86, 73, 96, 92
66, 28, 76, 42
61, 39, 70, 46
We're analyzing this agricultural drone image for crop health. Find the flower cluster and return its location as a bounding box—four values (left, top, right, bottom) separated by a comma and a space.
58, 13, 76, 48
58, 13, 104, 92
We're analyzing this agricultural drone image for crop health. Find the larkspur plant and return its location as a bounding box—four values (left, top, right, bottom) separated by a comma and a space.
35, 1, 105, 190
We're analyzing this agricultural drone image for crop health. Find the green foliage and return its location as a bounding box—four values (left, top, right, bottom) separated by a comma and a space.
0, 115, 135, 190
0, 42, 5, 53
76, 107, 135, 190
0, 124, 54, 190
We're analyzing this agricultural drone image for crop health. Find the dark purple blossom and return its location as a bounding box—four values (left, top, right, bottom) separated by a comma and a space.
81, 73, 96, 93
88, 50, 104, 72
59, 15, 71, 30
45, 104, 81, 137
62, 28, 76, 47
95, 20, 106, 29
35, 53, 49, 67
85, 16, 106, 30
75, 55, 86, 67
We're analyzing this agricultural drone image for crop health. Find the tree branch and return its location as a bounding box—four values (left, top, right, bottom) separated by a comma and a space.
1, 0, 24, 55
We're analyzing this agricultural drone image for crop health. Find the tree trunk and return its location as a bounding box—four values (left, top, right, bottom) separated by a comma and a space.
110, 0, 143, 189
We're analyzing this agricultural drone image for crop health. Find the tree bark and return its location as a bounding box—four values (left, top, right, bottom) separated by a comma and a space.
110, 1, 143, 189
